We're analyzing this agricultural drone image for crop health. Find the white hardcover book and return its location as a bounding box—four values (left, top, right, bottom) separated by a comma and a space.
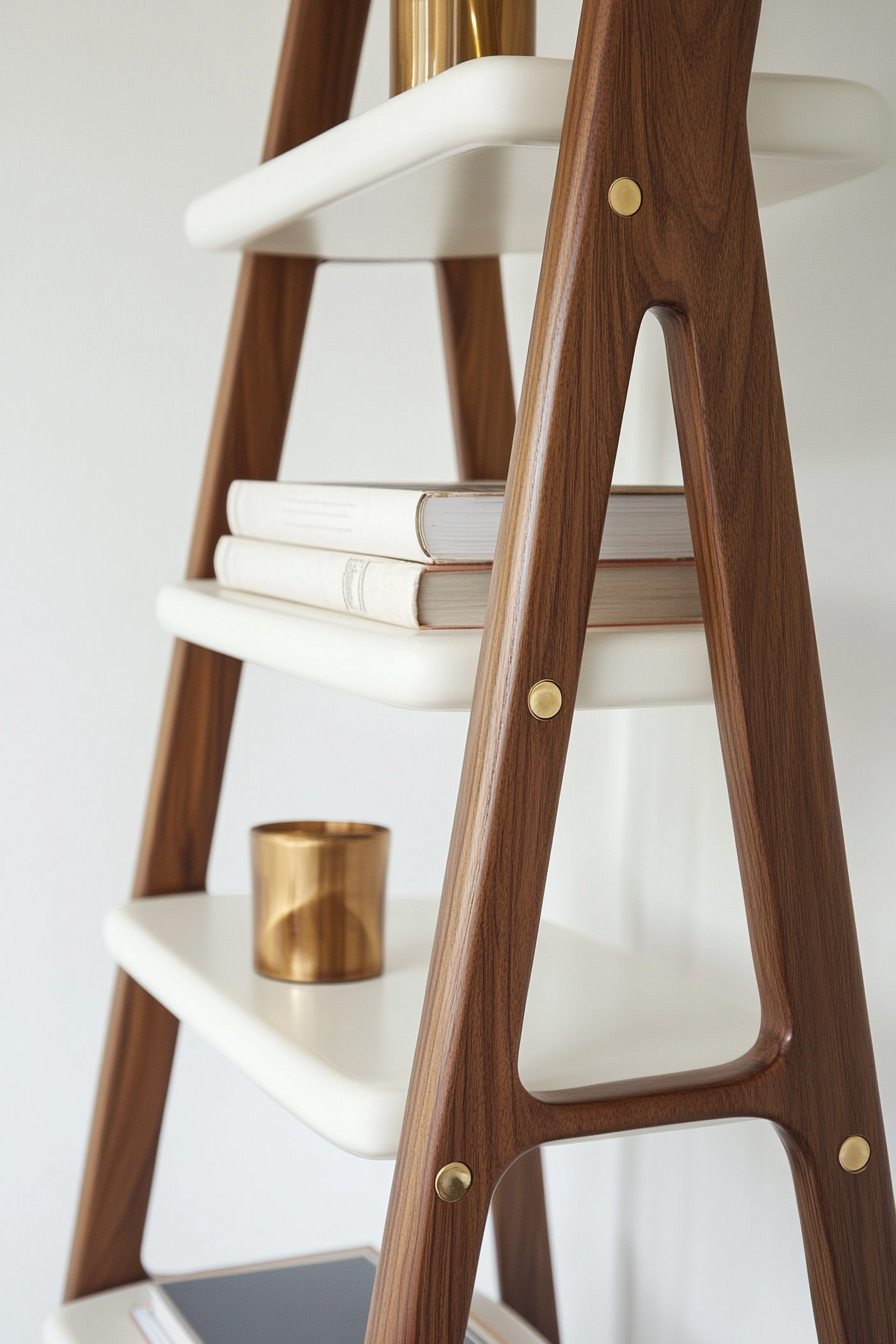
214, 537, 702, 630
226, 480, 504, 564
225, 481, 693, 564
214, 535, 439, 628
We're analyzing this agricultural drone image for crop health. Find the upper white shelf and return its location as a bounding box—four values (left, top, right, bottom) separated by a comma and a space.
44, 1279, 545, 1344
157, 580, 712, 711
104, 894, 759, 1160
185, 57, 890, 261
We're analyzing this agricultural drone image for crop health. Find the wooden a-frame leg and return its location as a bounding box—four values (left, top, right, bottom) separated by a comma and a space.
64, 0, 372, 1301
439, 252, 560, 1338
64, 262, 315, 1305
364, 0, 896, 1342
436, 257, 517, 481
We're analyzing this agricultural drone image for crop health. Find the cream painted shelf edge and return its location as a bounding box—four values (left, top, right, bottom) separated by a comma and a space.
43, 1281, 547, 1344
103, 895, 760, 1161
185, 57, 891, 261
157, 581, 714, 711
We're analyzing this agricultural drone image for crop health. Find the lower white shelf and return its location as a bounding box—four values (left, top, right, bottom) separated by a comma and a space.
105, 895, 759, 1160
44, 1281, 545, 1344
157, 581, 713, 711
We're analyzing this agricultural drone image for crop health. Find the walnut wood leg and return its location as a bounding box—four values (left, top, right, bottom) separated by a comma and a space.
65, 261, 316, 1302
439, 252, 558, 1336
64, 0, 373, 1301
65, 975, 179, 1298
492, 1150, 561, 1344
657, 294, 896, 1343
436, 258, 517, 481
365, 0, 896, 1341
64, 641, 242, 1299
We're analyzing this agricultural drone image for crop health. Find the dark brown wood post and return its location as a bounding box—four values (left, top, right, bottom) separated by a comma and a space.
64, 0, 372, 1300
364, 0, 896, 1341
391, 4, 560, 1333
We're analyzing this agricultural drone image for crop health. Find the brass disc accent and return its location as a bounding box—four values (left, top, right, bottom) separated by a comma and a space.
528, 680, 563, 720
839, 1135, 871, 1173
608, 177, 643, 217
435, 1161, 473, 1202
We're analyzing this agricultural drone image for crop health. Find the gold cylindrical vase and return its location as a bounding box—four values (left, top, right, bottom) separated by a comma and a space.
391, 0, 535, 95
251, 822, 390, 983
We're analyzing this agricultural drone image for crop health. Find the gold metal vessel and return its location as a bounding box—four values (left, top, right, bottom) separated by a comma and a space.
251, 822, 390, 983
391, 0, 534, 95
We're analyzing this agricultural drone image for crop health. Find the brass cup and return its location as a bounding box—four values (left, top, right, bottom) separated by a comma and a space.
251, 822, 390, 983
391, 0, 535, 95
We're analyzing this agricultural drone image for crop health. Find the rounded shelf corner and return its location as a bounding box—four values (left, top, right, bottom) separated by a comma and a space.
185, 59, 891, 261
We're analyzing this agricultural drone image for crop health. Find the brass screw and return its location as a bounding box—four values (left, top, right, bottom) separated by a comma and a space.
608, 177, 642, 217
839, 1136, 871, 1173
434, 1162, 473, 1203
528, 680, 563, 720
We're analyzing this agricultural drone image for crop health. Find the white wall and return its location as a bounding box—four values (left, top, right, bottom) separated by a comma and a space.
2, 0, 895, 1340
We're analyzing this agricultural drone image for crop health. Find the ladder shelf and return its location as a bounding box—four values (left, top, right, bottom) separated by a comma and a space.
58, 3, 896, 1341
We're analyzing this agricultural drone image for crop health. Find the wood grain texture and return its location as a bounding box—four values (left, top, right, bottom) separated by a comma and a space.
440, 249, 557, 1344
64, 0, 372, 1302
437, 257, 517, 481
365, 1, 896, 1342
64, 975, 178, 1299
491, 1149, 560, 1344
443, 278, 557, 1337
435, 122, 555, 1337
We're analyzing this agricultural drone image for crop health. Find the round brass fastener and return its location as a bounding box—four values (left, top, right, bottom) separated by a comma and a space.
839, 1135, 871, 1173
435, 1162, 473, 1203
608, 177, 642, 217
528, 680, 563, 720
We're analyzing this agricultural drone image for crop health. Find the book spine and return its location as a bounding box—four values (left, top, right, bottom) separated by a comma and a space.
226, 481, 430, 562
131, 1305, 177, 1344
215, 536, 425, 628
146, 1289, 205, 1344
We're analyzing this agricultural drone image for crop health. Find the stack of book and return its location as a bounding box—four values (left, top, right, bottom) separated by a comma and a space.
214, 481, 700, 630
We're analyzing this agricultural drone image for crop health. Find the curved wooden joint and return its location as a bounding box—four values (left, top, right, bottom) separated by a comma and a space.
525, 1035, 787, 1141
366, 1, 896, 1342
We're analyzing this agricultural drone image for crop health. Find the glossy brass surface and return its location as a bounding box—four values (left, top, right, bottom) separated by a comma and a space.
251, 821, 389, 983
435, 1162, 473, 1202
839, 1136, 872, 1173
607, 177, 643, 217
527, 680, 562, 720
391, 0, 534, 95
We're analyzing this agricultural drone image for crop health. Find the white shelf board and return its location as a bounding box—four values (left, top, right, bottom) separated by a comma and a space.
157, 580, 713, 711
45, 1281, 546, 1344
104, 895, 759, 1160
185, 57, 890, 260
